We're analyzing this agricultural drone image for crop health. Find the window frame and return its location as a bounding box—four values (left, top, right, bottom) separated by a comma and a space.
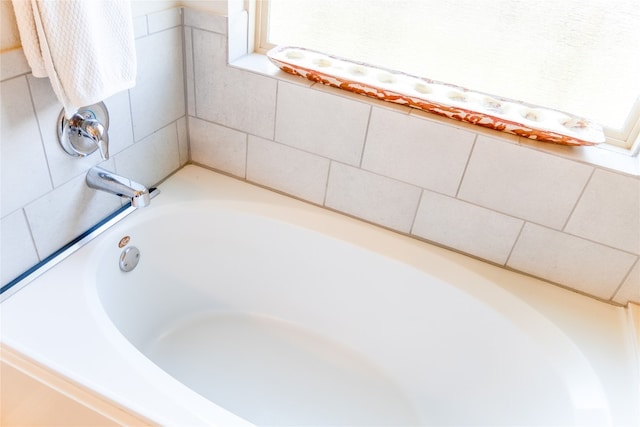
252, 0, 640, 154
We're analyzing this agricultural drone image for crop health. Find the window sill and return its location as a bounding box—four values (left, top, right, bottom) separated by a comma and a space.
231, 53, 640, 177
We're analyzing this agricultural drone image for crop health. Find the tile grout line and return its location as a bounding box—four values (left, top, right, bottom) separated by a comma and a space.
24, 75, 55, 190
560, 166, 596, 232
22, 207, 43, 262
608, 256, 639, 301
408, 189, 425, 236
180, 13, 193, 163
322, 161, 334, 207
271, 80, 280, 142
358, 106, 374, 168
454, 133, 478, 199
503, 220, 527, 268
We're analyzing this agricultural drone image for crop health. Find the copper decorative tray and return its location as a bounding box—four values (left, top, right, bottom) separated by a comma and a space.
267, 46, 604, 146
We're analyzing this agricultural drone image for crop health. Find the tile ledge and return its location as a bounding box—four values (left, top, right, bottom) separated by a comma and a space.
231, 53, 640, 178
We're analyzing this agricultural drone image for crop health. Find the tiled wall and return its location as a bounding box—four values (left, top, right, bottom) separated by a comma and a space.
1, 9, 188, 286
183, 9, 640, 305
2, 7, 639, 306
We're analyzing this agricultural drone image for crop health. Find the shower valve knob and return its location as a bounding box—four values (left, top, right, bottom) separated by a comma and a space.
57, 101, 110, 160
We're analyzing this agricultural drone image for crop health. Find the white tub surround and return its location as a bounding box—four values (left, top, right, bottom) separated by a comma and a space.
1, 166, 638, 426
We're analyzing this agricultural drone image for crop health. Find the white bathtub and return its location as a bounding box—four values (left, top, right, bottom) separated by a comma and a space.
2, 165, 639, 426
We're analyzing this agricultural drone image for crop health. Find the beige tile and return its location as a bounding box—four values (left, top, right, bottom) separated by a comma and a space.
508, 223, 637, 300
193, 29, 277, 139
565, 170, 640, 254
28, 71, 134, 188
28, 75, 97, 187
325, 163, 421, 233
183, 7, 227, 34
148, 8, 182, 33
0, 48, 31, 81
247, 136, 330, 205
275, 82, 370, 166
412, 191, 523, 264
115, 123, 181, 188
130, 27, 185, 141
190, 118, 247, 178
1, 77, 52, 217
1, 210, 38, 284
24, 168, 121, 259
458, 135, 593, 229
362, 107, 475, 195
192, 29, 226, 114
103, 90, 136, 158
132, 15, 148, 38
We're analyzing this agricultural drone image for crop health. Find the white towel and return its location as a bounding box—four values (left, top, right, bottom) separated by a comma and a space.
12, 0, 137, 118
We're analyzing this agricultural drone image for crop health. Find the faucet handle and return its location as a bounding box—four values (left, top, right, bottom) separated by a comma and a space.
80, 118, 109, 159
57, 102, 110, 160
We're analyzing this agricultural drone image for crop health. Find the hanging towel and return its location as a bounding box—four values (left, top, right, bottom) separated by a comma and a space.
12, 0, 137, 118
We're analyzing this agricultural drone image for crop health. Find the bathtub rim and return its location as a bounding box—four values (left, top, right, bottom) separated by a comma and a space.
0, 187, 161, 303
86, 197, 614, 425
1, 164, 638, 426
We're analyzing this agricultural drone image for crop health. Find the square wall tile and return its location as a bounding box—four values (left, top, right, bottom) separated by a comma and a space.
565, 170, 640, 254
325, 163, 421, 233
29, 75, 134, 187
458, 136, 593, 229
28, 75, 95, 185
148, 7, 182, 33
25, 170, 122, 259
183, 7, 227, 34
0, 48, 30, 81
132, 15, 148, 38
193, 29, 277, 139
613, 261, 640, 305
104, 90, 136, 157
192, 29, 226, 113
508, 223, 636, 300
247, 136, 330, 205
362, 107, 475, 195
1, 76, 52, 217
130, 27, 185, 141
190, 117, 247, 178
115, 122, 181, 187
1, 209, 38, 285
412, 191, 523, 265
275, 82, 370, 166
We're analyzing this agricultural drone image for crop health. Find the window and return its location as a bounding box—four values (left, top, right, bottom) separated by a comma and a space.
255, 0, 640, 151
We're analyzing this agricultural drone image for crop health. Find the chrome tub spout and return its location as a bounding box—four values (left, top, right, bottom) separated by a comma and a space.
86, 166, 150, 208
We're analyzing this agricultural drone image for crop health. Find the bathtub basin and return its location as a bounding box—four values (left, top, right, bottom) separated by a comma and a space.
1, 165, 638, 426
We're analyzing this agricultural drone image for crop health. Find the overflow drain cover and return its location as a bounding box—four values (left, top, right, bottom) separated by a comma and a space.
119, 246, 140, 272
